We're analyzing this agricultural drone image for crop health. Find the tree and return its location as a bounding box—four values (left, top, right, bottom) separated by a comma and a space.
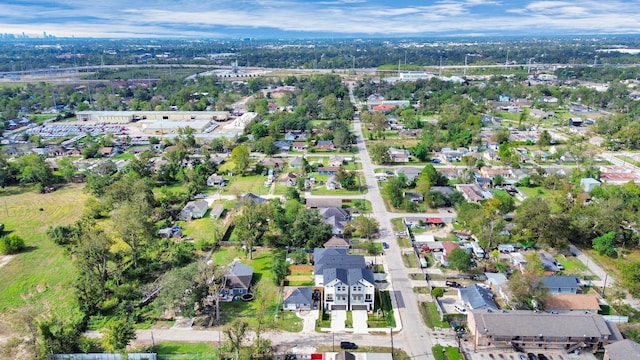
369, 144, 390, 164
101, 318, 136, 353
74, 227, 114, 315
56, 157, 76, 183
111, 199, 155, 269
351, 215, 379, 239
538, 130, 552, 147
13, 154, 53, 186
0, 234, 25, 255
233, 202, 272, 259
431, 287, 444, 299
231, 145, 251, 176
224, 319, 249, 360
447, 248, 472, 271
369, 112, 388, 138
290, 249, 307, 264
507, 256, 549, 309
272, 256, 289, 285
592, 231, 618, 257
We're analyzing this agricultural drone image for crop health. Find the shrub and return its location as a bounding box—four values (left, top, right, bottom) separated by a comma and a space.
0, 235, 25, 255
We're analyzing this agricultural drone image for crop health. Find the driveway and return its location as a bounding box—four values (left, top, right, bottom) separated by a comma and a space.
330, 310, 346, 333
297, 310, 319, 333
351, 310, 369, 334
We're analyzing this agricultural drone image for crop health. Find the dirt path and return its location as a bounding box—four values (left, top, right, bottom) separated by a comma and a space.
0, 255, 15, 270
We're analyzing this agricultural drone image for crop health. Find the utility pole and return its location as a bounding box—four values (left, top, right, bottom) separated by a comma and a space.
390, 327, 394, 359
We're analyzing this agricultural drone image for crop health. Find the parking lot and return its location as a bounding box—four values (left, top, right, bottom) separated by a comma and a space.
459, 343, 598, 360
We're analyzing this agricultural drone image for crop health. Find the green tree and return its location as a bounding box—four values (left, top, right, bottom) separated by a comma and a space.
272, 256, 289, 285
101, 318, 136, 353
431, 287, 444, 299
0, 234, 25, 255
369, 144, 390, 164
13, 154, 53, 186
592, 231, 618, 257
538, 130, 552, 147
231, 145, 251, 176
56, 157, 76, 183
233, 202, 272, 259
224, 319, 249, 360
447, 248, 471, 271
350, 215, 379, 239
74, 227, 114, 315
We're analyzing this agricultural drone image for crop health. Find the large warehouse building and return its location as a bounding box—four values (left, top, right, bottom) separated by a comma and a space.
76, 111, 230, 124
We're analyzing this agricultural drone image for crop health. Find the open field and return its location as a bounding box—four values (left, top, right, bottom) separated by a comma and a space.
0, 184, 87, 326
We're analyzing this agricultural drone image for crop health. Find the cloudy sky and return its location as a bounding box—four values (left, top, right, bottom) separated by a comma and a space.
3, 0, 640, 38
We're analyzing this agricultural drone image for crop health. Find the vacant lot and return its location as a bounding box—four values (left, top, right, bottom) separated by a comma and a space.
0, 184, 87, 326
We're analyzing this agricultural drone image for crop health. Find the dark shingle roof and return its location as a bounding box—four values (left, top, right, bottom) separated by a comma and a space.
459, 284, 498, 310
282, 286, 313, 305
542, 276, 580, 289
314, 253, 366, 275
605, 339, 640, 359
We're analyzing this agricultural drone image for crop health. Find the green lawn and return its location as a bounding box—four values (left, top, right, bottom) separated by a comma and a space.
152, 341, 217, 355
432, 345, 463, 360
0, 184, 87, 323
367, 290, 395, 328
214, 248, 302, 332
402, 253, 420, 268
220, 175, 269, 196
419, 302, 449, 329
111, 152, 136, 160
342, 199, 372, 214
176, 215, 226, 243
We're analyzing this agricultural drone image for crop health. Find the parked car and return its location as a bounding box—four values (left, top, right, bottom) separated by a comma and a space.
537, 354, 549, 360
555, 262, 565, 270
340, 342, 358, 350
382, 242, 390, 249
519, 355, 528, 360
527, 354, 537, 360
446, 281, 462, 288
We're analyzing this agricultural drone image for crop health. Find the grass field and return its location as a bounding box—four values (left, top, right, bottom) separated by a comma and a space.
0, 184, 87, 322
220, 175, 269, 196
419, 302, 448, 329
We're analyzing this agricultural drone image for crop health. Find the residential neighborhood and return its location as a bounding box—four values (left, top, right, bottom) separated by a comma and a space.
3, 35, 640, 360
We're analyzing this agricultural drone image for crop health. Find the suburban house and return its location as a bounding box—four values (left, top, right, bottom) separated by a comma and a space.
468, 310, 617, 352
326, 175, 341, 190
312, 249, 375, 311
235, 192, 267, 209
224, 260, 254, 296
279, 172, 298, 187
318, 166, 340, 175
274, 140, 291, 152
456, 184, 493, 203
282, 286, 319, 311
395, 167, 422, 182
604, 339, 640, 360
458, 284, 498, 310
542, 276, 582, 294
538, 251, 561, 274
580, 177, 601, 192
292, 142, 308, 151
430, 186, 455, 197
289, 156, 304, 168
323, 267, 375, 311
388, 147, 410, 163
545, 294, 600, 313
180, 200, 209, 220
316, 140, 336, 151
403, 191, 424, 203
441, 241, 461, 266
485, 272, 508, 292
324, 236, 350, 250
261, 157, 285, 169
328, 155, 346, 167
206, 174, 226, 187
319, 207, 351, 235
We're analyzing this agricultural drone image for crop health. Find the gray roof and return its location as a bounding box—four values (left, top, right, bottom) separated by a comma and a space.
542, 276, 580, 289
470, 310, 612, 338
313, 249, 366, 276
323, 267, 374, 286
182, 200, 209, 215
605, 339, 640, 360
485, 272, 508, 286
320, 207, 349, 220
430, 186, 455, 196
235, 193, 267, 209
226, 261, 254, 289
459, 284, 498, 310
282, 286, 313, 305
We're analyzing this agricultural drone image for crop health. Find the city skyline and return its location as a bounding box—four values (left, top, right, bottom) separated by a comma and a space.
2, 0, 640, 39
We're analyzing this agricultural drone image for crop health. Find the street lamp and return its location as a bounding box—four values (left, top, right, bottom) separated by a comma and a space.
390, 327, 394, 359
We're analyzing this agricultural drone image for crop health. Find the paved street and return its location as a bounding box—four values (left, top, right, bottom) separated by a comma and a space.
348, 86, 437, 359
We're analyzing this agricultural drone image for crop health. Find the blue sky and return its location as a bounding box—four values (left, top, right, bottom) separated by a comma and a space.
2, 0, 640, 38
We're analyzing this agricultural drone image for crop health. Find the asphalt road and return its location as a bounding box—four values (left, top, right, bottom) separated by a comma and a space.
349, 87, 436, 359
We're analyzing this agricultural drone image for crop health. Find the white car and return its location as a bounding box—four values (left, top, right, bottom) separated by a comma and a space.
454, 305, 467, 314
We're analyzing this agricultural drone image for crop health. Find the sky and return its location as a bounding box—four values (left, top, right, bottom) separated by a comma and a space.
2, 0, 640, 38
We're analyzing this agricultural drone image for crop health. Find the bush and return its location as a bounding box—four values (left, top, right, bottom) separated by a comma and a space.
0, 235, 25, 255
